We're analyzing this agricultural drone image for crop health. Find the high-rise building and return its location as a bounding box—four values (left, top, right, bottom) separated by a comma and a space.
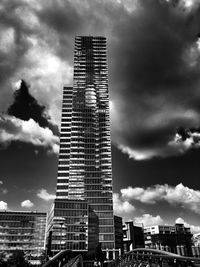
46, 36, 115, 258
0, 211, 46, 265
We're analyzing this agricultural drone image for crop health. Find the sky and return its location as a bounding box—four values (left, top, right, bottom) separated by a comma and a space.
1, 0, 200, 233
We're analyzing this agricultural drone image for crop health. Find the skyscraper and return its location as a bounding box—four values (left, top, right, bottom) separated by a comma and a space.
46, 36, 115, 257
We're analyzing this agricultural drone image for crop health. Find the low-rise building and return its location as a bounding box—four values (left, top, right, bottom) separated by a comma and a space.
123, 221, 145, 253
0, 211, 46, 265
144, 223, 193, 256
191, 233, 200, 257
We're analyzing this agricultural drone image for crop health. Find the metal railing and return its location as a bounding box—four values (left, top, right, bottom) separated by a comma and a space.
63, 254, 83, 267
42, 250, 74, 267
110, 248, 200, 267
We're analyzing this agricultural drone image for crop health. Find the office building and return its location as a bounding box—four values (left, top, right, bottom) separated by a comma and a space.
123, 221, 145, 252
144, 223, 193, 256
46, 36, 115, 258
114, 216, 123, 256
0, 211, 46, 265
46, 199, 89, 253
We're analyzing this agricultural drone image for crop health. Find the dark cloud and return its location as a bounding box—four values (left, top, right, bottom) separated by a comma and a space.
8, 80, 59, 135
34, 1, 82, 62
177, 127, 191, 141
175, 126, 200, 149
34, 0, 120, 61
109, 0, 200, 159
36, 1, 84, 34
0, 0, 200, 161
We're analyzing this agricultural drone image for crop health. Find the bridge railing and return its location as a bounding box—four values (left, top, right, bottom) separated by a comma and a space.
63, 254, 83, 267
41, 249, 74, 267
110, 248, 200, 267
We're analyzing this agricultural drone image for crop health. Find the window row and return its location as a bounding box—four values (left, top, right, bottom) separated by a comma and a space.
57, 179, 69, 184
56, 185, 68, 190
86, 192, 112, 197
87, 198, 112, 204
54, 210, 87, 217
99, 234, 114, 241
89, 205, 113, 211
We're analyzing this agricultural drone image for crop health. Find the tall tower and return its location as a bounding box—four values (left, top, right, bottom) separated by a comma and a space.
47, 36, 115, 256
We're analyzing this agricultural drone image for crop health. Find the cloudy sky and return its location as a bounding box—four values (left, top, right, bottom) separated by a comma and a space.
1, 0, 200, 232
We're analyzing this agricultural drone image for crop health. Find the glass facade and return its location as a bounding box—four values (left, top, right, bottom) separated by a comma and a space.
46, 199, 89, 253
0, 211, 46, 264
48, 36, 115, 255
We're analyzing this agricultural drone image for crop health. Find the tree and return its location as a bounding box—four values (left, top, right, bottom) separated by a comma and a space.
40, 250, 48, 265
7, 250, 30, 267
0, 252, 8, 267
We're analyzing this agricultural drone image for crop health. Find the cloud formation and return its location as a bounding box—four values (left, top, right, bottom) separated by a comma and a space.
21, 199, 34, 208
121, 183, 200, 214
110, 0, 200, 159
0, 201, 7, 210
0, 0, 200, 159
0, 115, 59, 154
134, 213, 164, 227
8, 79, 59, 135
169, 129, 200, 154
37, 189, 56, 201
113, 193, 135, 219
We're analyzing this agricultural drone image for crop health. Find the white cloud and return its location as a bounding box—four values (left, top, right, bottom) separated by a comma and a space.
113, 193, 135, 219
15, 35, 73, 125
21, 200, 34, 208
0, 201, 7, 210
135, 214, 164, 227
121, 184, 166, 204
179, 0, 200, 11
121, 183, 200, 214
0, 181, 3, 185
0, 27, 15, 53
175, 217, 200, 234
37, 189, 55, 201
0, 115, 59, 154
118, 144, 157, 160
51, 143, 60, 154
118, 122, 200, 160
169, 130, 200, 154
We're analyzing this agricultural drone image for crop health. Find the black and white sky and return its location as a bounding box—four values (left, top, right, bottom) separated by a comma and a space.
1, 0, 200, 232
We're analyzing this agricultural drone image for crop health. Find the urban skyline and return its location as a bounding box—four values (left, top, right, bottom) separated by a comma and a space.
0, 0, 200, 235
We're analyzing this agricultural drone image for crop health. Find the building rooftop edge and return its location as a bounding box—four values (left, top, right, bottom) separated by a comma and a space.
0, 210, 46, 214
75, 35, 106, 38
